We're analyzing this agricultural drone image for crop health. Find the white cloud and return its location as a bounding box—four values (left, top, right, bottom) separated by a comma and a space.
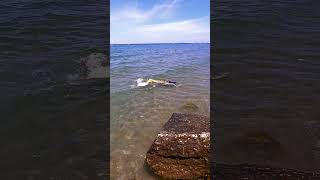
111, 0, 209, 44
111, 0, 182, 23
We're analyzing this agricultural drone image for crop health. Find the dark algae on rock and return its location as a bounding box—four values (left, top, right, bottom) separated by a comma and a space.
146, 113, 210, 179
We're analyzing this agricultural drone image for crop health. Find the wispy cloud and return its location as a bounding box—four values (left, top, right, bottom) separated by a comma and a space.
111, 0, 182, 23
111, 0, 209, 44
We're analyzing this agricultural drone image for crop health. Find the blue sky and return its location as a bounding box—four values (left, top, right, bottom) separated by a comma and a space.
111, 0, 210, 44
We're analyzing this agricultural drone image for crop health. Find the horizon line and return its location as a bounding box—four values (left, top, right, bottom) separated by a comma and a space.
110, 42, 210, 45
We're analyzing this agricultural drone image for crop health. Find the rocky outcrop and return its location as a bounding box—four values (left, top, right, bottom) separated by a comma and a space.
146, 113, 210, 179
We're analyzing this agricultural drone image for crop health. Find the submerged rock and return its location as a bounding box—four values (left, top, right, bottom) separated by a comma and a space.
146, 113, 210, 179
212, 72, 230, 80
181, 102, 199, 112
237, 131, 281, 146
234, 130, 284, 158
237, 131, 282, 150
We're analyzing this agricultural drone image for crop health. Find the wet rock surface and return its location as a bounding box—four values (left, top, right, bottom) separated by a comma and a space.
146, 113, 210, 179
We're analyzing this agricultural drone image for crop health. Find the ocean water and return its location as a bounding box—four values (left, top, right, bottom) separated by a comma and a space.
0, 0, 108, 179
110, 43, 210, 179
213, 0, 320, 171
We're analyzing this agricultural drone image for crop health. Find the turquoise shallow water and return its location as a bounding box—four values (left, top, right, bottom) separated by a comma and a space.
110, 43, 210, 179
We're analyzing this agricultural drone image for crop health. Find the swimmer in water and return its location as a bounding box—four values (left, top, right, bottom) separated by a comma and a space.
136, 78, 177, 87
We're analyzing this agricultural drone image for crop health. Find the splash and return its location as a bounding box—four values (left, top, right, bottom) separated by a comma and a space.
134, 78, 178, 88
136, 78, 149, 87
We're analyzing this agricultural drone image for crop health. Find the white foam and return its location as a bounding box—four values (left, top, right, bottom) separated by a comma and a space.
135, 78, 149, 87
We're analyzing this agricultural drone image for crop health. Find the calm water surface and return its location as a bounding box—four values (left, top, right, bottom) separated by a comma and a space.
213, 0, 320, 171
0, 0, 107, 179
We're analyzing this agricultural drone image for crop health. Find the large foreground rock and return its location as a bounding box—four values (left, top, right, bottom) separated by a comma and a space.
146, 113, 210, 179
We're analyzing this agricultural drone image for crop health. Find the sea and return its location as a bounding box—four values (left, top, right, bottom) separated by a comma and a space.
213, 0, 320, 171
110, 43, 210, 179
2, 0, 320, 179
0, 0, 108, 179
